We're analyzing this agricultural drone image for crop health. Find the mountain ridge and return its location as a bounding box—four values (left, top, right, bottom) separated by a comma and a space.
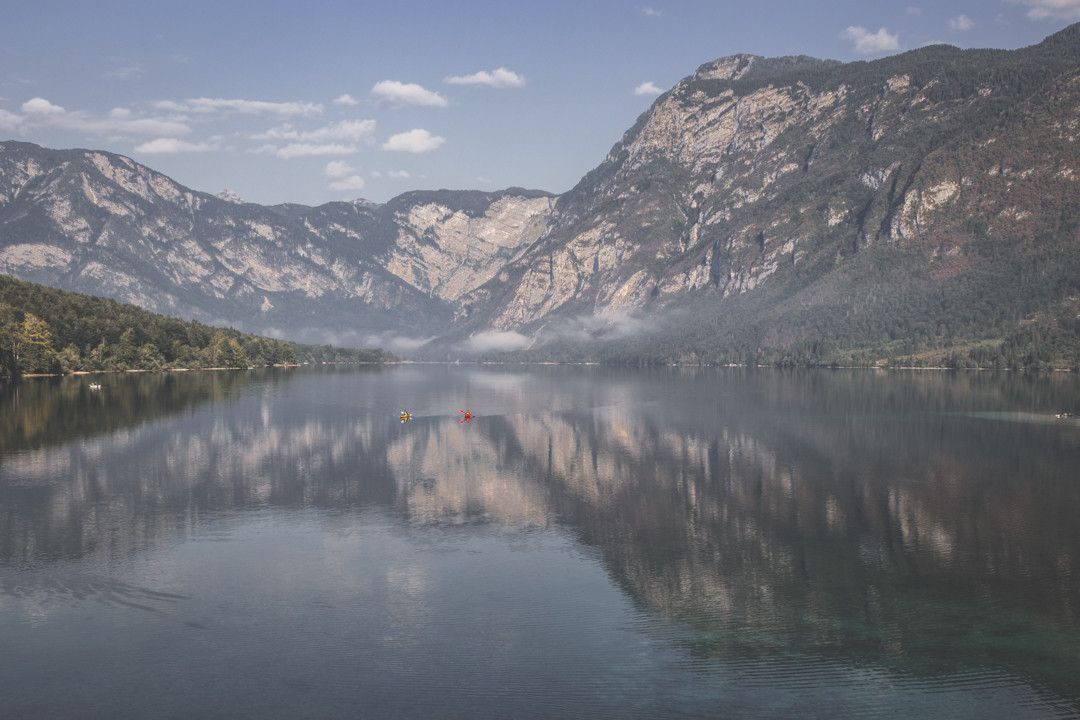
439, 22, 1079, 365
2, 23, 1079, 366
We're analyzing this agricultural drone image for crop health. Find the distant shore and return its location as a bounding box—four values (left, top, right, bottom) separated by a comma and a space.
13, 360, 1079, 380
16, 361, 379, 379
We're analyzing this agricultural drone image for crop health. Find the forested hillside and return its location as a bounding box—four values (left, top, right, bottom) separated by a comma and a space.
442, 24, 1080, 369
2, 26, 1079, 367
0, 274, 390, 380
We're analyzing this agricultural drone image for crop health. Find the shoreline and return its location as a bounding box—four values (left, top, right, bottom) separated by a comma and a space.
15, 361, 1077, 379
397, 360, 1078, 372
19, 363, 306, 379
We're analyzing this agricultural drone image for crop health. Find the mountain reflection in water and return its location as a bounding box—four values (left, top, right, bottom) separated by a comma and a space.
2, 367, 1079, 719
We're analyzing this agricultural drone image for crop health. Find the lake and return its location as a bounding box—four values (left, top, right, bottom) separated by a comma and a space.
2, 366, 1079, 719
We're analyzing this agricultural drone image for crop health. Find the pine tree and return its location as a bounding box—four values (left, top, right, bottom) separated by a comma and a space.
0, 304, 18, 379
114, 328, 138, 369
88, 339, 109, 371
57, 344, 83, 373
137, 342, 165, 370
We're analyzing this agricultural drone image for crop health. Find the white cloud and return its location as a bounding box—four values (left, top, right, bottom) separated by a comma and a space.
361, 333, 434, 353
333, 93, 359, 106
462, 330, 531, 353
1009, 0, 1080, 19
387, 169, 410, 178
329, 174, 366, 191
538, 311, 664, 346
16, 98, 191, 136
275, 143, 357, 159
371, 80, 447, 107
157, 98, 323, 116
86, 116, 191, 135
444, 67, 525, 89
382, 128, 445, 154
22, 97, 65, 115
0, 109, 22, 131
252, 119, 376, 143
135, 137, 216, 154
634, 81, 663, 96
152, 100, 186, 113
906, 6, 923, 15
324, 160, 355, 178
642, 6, 663, 16
841, 26, 900, 54
949, 14, 974, 31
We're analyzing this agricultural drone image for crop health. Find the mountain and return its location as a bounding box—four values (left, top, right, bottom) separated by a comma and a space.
2, 24, 1079, 366
452, 24, 1080, 366
0, 142, 553, 347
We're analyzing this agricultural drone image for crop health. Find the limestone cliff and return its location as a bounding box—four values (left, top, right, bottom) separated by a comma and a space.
2, 23, 1079, 363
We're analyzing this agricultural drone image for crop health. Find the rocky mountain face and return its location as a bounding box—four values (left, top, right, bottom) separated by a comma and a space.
0, 142, 553, 346
452, 24, 1080, 363
2, 24, 1079, 362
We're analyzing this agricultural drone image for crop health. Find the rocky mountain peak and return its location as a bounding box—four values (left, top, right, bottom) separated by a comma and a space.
692, 54, 757, 82
0, 141, 557, 344
2, 24, 1080, 364
445, 26, 1080, 360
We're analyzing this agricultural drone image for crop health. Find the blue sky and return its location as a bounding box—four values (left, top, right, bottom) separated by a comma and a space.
2, 0, 1078, 205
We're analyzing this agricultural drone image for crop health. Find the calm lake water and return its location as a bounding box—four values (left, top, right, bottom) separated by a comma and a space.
2, 366, 1080, 719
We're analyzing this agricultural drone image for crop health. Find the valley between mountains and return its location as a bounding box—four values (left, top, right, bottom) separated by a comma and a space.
2, 23, 1079, 367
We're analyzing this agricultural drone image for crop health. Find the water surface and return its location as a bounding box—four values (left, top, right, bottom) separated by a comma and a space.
2, 367, 1079, 718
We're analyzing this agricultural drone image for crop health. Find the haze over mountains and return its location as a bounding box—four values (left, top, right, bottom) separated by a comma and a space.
2, 23, 1079, 365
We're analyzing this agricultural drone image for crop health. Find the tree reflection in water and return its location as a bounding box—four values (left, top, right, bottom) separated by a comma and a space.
2, 366, 1079, 707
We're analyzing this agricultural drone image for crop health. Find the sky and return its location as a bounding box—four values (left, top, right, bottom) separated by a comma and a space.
1, 0, 1078, 205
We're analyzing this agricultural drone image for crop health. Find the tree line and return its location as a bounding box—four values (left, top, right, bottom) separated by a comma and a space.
0, 275, 390, 380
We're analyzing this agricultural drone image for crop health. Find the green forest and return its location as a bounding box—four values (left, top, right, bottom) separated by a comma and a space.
0, 275, 391, 380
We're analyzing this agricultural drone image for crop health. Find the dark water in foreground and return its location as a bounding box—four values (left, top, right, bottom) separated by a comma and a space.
2, 367, 1080, 719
